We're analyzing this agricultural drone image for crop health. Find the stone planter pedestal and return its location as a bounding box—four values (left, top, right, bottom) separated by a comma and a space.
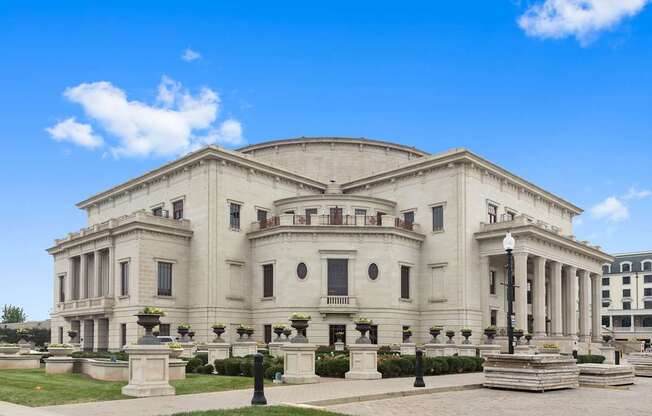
121, 345, 175, 398
483, 353, 579, 392
169, 359, 187, 380
334, 341, 345, 352
268, 342, 284, 357
45, 357, 75, 374
207, 343, 230, 362
346, 344, 381, 380
400, 343, 416, 356
626, 353, 652, 376
282, 343, 319, 384
578, 364, 635, 387
232, 341, 257, 358
424, 343, 447, 357
443, 345, 459, 356
598, 345, 615, 365
477, 344, 502, 358
0, 354, 41, 369
457, 345, 476, 357
179, 342, 195, 359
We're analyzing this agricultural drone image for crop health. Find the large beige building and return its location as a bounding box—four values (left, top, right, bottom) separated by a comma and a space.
48, 137, 613, 352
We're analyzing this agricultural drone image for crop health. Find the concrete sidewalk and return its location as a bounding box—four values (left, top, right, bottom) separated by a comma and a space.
41, 373, 483, 416
0, 401, 58, 416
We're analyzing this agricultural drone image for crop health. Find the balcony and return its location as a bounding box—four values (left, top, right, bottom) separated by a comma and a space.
55, 296, 115, 317
251, 214, 421, 233
318, 295, 359, 315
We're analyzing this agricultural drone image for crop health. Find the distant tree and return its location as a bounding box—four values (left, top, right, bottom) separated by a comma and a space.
1, 305, 27, 323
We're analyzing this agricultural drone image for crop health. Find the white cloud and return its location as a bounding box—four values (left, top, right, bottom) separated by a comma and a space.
590, 196, 629, 222
518, 0, 650, 45
45, 117, 103, 149
52, 76, 243, 157
623, 186, 652, 200
181, 48, 201, 62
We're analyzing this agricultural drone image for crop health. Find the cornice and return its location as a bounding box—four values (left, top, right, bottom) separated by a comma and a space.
75, 145, 327, 210
274, 193, 397, 208
247, 225, 425, 243
341, 148, 583, 215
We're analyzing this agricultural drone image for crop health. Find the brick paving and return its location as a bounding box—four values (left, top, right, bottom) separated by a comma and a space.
328, 376, 652, 416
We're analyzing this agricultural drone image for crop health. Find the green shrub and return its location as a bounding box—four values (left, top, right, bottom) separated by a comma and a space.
577, 354, 605, 364
201, 363, 214, 374
224, 358, 243, 376
265, 362, 284, 380
316, 356, 349, 377
240, 357, 254, 377
377, 345, 394, 355
378, 357, 403, 378
185, 357, 204, 374
195, 352, 209, 365
70, 351, 129, 361
213, 359, 226, 375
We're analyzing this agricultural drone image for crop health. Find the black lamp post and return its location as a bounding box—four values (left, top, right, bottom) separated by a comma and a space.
503, 232, 516, 355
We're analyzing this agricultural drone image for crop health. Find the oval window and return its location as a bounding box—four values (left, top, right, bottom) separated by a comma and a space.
297, 262, 308, 280
368, 263, 379, 280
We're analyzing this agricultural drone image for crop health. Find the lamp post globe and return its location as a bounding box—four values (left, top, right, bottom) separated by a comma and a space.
503, 232, 515, 251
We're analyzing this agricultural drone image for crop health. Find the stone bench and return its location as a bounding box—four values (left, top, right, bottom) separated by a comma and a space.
577, 364, 635, 387
483, 353, 579, 392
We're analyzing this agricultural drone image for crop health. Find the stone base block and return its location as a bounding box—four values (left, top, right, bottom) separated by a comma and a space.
424, 343, 447, 357
478, 345, 502, 358
45, 357, 74, 374
483, 353, 579, 392
207, 343, 230, 362
626, 353, 652, 377
0, 354, 41, 369
169, 359, 187, 380
346, 344, 381, 380
268, 342, 284, 358
515, 345, 536, 355
179, 343, 195, 359
334, 341, 345, 352
121, 345, 175, 398
457, 345, 476, 357
444, 346, 459, 356
282, 343, 320, 384
232, 341, 257, 358
400, 343, 416, 356
599, 346, 615, 365
578, 364, 635, 387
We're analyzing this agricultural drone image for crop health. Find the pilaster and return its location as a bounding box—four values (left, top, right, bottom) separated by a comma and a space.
514, 252, 529, 331
533, 256, 546, 337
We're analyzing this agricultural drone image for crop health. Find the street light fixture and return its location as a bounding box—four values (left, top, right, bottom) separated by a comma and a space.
503, 232, 515, 354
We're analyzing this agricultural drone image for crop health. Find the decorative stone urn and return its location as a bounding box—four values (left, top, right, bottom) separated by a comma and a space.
233, 325, 257, 357
169, 346, 183, 359
445, 330, 455, 344
67, 330, 78, 343
236, 326, 248, 341
187, 331, 195, 341
484, 326, 497, 345
430, 326, 443, 343
177, 325, 191, 342
353, 319, 372, 344
0, 345, 20, 355
402, 328, 412, 343
289, 314, 311, 343
400, 327, 416, 356
525, 333, 533, 345
212, 325, 226, 343
245, 328, 254, 340
460, 328, 472, 344
513, 329, 524, 345
136, 313, 163, 345
273, 325, 285, 341
282, 327, 293, 341
282, 313, 319, 384
602, 335, 612, 346
334, 331, 345, 352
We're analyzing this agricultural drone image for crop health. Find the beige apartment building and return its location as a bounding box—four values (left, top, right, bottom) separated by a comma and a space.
48, 137, 613, 352
601, 252, 652, 346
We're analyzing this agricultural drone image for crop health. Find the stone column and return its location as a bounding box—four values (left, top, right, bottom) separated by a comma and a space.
514, 252, 529, 331
80, 254, 87, 299
93, 319, 100, 352
567, 266, 578, 338
579, 270, 591, 342
591, 274, 602, 343
94, 250, 102, 297
480, 255, 491, 328
108, 246, 115, 296
550, 262, 563, 337
533, 256, 547, 338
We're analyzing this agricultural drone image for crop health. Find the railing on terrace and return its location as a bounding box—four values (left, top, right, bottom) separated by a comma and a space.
252, 214, 420, 232
326, 295, 350, 305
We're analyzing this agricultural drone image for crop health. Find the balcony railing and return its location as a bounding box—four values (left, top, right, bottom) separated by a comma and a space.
251, 214, 420, 233
56, 296, 115, 316
318, 295, 359, 314
325, 295, 350, 305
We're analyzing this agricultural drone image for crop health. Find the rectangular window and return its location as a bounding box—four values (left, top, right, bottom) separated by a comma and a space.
602, 290, 610, 299
645, 288, 652, 297
172, 200, 184, 219
645, 301, 652, 309
152, 206, 163, 217
264, 325, 272, 344
257, 209, 268, 223
263, 264, 274, 298
623, 302, 631, 310
490, 309, 497, 326
621, 316, 632, 327
329, 325, 346, 346
58, 327, 64, 344
58, 275, 65, 302
159, 324, 170, 336
157, 262, 173, 297
229, 203, 241, 230
354, 208, 367, 217
120, 261, 129, 296
120, 323, 127, 348
369, 325, 378, 344
489, 270, 496, 295
329, 207, 343, 225
305, 208, 318, 225
432, 205, 444, 231
488, 204, 498, 224
623, 289, 631, 298
401, 265, 410, 299
623, 276, 631, 285
645, 275, 652, 283
327, 259, 348, 296
403, 211, 415, 225
602, 316, 610, 327
602, 277, 609, 286
376, 211, 385, 226
602, 301, 610, 308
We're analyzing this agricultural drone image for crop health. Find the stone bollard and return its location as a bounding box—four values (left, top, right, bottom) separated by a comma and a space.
414, 349, 425, 387
251, 353, 267, 405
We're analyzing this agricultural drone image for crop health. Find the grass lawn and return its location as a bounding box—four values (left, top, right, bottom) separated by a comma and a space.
171, 406, 345, 416
0, 368, 259, 407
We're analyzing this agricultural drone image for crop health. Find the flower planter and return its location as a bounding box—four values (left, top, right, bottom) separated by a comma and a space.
0, 345, 20, 355
245, 328, 254, 340
67, 330, 78, 343
48, 347, 74, 357
290, 319, 310, 343
602, 335, 612, 345
461, 330, 472, 344
402, 330, 412, 343
513, 329, 524, 345
212, 326, 226, 343
283, 327, 293, 341
135, 314, 163, 345
177, 327, 190, 342
484, 329, 497, 344
445, 330, 455, 344
525, 334, 533, 345
273, 326, 285, 341
236, 327, 248, 341
169, 348, 183, 359
354, 323, 372, 344
188, 331, 195, 341
429, 328, 442, 343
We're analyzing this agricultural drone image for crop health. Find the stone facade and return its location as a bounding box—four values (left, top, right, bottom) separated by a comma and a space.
48, 137, 613, 351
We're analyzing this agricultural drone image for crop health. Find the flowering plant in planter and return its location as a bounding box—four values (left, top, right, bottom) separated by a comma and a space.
211, 323, 226, 329
290, 313, 311, 321
282, 327, 293, 340
178, 323, 191, 330
483, 325, 497, 344
512, 328, 524, 345
168, 342, 183, 358
445, 330, 455, 344
272, 324, 286, 341
211, 323, 226, 342
335, 331, 345, 342
460, 327, 472, 344
429, 325, 443, 342
353, 318, 373, 344
142, 306, 166, 316
289, 314, 311, 343
524, 333, 533, 344
236, 324, 253, 340
402, 328, 412, 342
135, 307, 166, 344
177, 324, 191, 342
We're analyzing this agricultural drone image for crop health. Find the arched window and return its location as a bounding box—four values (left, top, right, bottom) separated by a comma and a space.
621, 262, 632, 273
642, 261, 652, 272
602, 264, 610, 274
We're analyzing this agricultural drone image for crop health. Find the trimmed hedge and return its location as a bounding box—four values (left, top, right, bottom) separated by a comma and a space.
185, 356, 204, 374
577, 354, 605, 364
214, 355, 284, 379
70, 351, 129, 361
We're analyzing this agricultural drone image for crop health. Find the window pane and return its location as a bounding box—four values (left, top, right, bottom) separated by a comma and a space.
645, 275, 652, 283
432, 206, 444, 231
623, 302, 631, 310
158, 262, 172, 296
327, 259, 348, 296
623, 289, 631, 297
354, 209, 367, 216
623, 276, 631, 284
403, 211, 414, 225
401, 266, 410, 299
305, 208, 318, 225
263, 264, 274, 297
230, 203, 241, 229
173, 200, 184, 219
488, 204, 497, 224
264, 325, 272, 344
159, 324, 170, 336
602, 277, 609, 286
602, 290, 610, 298
489, 271, 496, 295
257, 209, 267, 223
120, 262, 129, 296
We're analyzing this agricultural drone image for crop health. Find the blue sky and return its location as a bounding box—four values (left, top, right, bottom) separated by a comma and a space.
1, 1, 651, 320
